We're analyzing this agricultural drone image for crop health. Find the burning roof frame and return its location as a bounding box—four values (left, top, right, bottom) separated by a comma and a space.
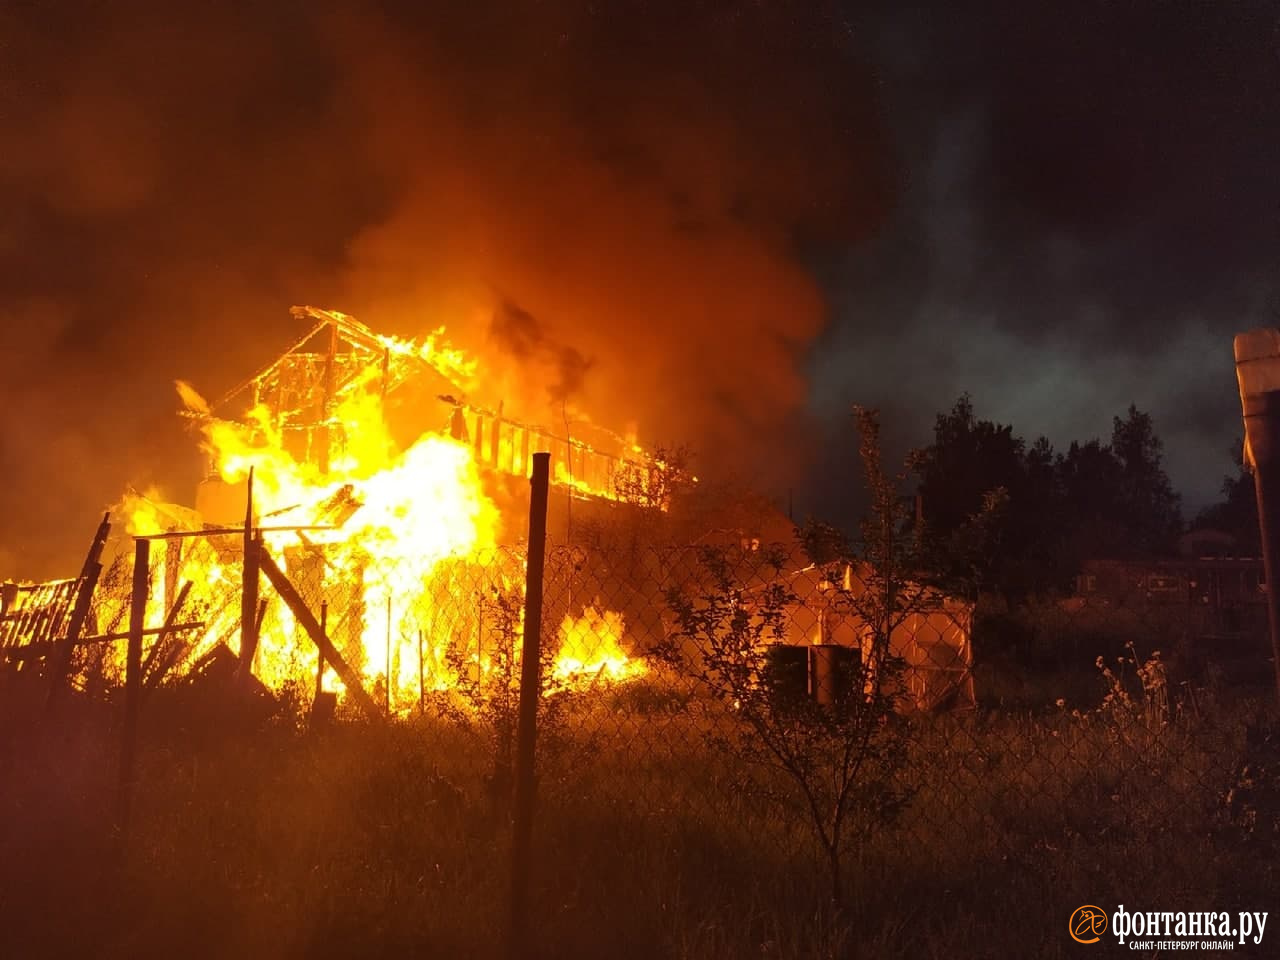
3, 308, 665, 711
202, 305, 664, 507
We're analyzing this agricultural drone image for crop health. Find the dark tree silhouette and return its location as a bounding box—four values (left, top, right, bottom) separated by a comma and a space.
1057, 437, 1126, 566
910, 396, 1184, 600
1193, 439, 1259, 555
1109, 405, 1183, 557
909, 395, 1061, 599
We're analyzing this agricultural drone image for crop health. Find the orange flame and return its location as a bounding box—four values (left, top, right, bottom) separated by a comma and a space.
105, 324, 647, 710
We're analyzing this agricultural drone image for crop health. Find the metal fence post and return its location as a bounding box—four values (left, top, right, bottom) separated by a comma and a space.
117, 535, 150, 841
508, 451, 550, 960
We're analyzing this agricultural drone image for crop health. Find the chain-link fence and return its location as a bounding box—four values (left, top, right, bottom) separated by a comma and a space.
75, 528, 1274, 855
9, 514, 1276, 957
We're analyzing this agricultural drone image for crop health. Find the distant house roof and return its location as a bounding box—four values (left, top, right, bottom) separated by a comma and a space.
1179, 526, 1251, 559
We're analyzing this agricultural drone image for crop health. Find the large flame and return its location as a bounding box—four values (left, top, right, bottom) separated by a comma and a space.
553, 606, 647, 688
108, 325, 645, 710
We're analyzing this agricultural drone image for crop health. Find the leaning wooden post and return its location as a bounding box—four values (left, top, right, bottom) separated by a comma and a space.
1235, 329, 1280, 699
315, 600, 328, 699
46, 562, 102, 709
117, 536, 150, 840
140, 580, 194, 686
240, 468, 261, 686
507, 451, 550, 960
258, 543, 383, 722
47, 512, 111, 708
319, 321, 338, 476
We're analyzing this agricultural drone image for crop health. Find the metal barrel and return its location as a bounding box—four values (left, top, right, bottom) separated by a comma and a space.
810, 643, 856, 710
764, 643, 810, 708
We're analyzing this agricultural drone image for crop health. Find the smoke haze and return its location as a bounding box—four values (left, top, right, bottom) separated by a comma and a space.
0, 0, 886, 577
5, 0, 1274, 576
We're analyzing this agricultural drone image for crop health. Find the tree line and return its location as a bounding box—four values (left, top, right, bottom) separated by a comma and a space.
907, 394, 1256, 602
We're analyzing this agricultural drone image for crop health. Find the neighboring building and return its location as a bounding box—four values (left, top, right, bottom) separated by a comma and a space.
1075, 552, 1266, 639
1178, 527, 1245, 560
760, 561, 976, 711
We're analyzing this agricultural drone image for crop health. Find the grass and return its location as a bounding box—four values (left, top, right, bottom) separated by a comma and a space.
1, 673, 1277, 959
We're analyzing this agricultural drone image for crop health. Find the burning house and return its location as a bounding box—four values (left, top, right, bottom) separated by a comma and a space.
190, 306, 664, 527
3, 307, 657, 712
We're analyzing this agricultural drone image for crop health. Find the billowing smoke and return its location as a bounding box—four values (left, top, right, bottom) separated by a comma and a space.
0, 1, 888, 577
804, 2, 1280, 525
487, 300, 594, 407
323, 2, 889, 471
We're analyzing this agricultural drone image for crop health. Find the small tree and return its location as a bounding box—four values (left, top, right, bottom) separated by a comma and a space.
431, 553, 572, 826
663, 407, 921, 910
848, 406, 952, 659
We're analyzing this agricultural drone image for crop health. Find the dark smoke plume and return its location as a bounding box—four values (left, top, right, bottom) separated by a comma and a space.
0, 1, 888, 577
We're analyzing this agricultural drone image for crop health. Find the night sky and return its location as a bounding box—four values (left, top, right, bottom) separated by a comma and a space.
2, 0, 1278, 576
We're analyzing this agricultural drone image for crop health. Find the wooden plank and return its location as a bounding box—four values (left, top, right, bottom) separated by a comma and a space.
44, 564, 101, 703
47, 513, 112, 700
240, 470, 261, 683
3, 621, 207, 660
257, 544, 382, 723
133, 524, 337, 541
141, 580, 195, 687
1, 579, 75, 648
35, 579, 77, 645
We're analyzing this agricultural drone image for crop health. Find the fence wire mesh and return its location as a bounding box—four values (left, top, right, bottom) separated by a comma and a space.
6, 521, 1280, 957
59, 530, 1275, 869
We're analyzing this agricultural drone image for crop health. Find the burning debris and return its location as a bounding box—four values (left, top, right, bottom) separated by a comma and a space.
190, 305, 672, 522
3, 307, 654, 711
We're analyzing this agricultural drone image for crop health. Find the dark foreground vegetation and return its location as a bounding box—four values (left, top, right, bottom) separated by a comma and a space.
2, 668, 1277, 960
2, 403, 1274, 959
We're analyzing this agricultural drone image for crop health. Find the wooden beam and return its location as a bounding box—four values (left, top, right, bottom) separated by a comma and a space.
43, 563, 101, 704
257, 543, 382, 723
141, 580, 194, 689
132, 524, 338, 541
319, 320, 338, 475
46, 512, 111, 704
240, 470, 261, 684
9, 621, 207, 653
